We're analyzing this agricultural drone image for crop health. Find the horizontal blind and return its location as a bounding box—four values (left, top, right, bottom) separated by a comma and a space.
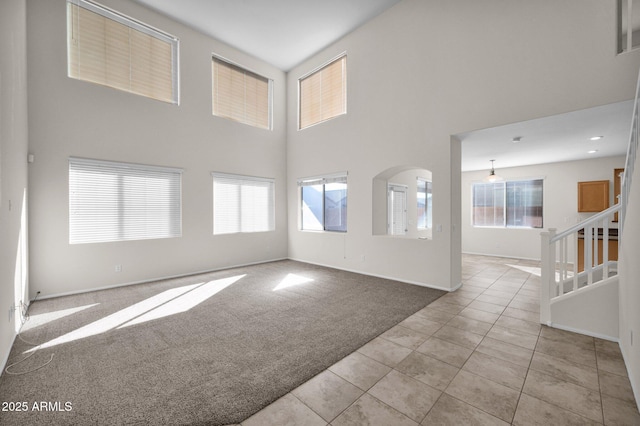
212, 56, 271, 129
67, 0, 178, 104
297, 172, 347, 187
212, 173, 275, 235
299, 55, 346, 129
69, 157, 182, 244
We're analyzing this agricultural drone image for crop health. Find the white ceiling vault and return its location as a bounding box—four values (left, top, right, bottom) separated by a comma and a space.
131, 0, 402, 71
130, 0, 633, 171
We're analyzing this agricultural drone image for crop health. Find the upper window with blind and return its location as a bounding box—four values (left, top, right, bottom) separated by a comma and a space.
69, 157, 182, 244
472, 179, 543, 229
299, 54, 347, 130
67, 0, 179, 104
212, 173, 275, 235
212, 56, 272, 129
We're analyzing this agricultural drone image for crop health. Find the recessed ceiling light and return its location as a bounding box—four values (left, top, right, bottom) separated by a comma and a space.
588, 149, 598, 154
590, 136, 603, 141
511, 137, 521, 143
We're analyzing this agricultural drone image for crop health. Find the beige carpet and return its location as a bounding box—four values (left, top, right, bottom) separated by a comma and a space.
0, 260, 444, 425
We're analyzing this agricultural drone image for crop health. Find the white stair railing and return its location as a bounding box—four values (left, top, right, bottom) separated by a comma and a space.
620, 67, 640, 232
541, 66, 640, 325
540, 205, 620, 324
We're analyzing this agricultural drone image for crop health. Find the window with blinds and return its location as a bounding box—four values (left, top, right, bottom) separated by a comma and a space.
299, 55, 347, 129
212, 56, 272, 129
472, 179, 543, 228
67, 0, 179, 104
212, 173, 275, 235
69, 157, 182, 244
299, 173, 347, 232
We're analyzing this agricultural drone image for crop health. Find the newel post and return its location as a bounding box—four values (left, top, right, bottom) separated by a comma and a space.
540, 228, 556, 326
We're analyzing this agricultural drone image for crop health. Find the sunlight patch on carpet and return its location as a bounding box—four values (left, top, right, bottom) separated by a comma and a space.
119, 275, 245, 328
27, 275, 245, 352
273, 273, 314, 291
21, 303, 100, 332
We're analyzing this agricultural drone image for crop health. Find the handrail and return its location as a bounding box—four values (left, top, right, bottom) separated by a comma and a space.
541, 65, 640, 326
550, 203, 621, 243
540, 204, 620, 325
620, 66, 640, 232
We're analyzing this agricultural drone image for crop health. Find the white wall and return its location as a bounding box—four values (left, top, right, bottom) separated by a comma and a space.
0, 0, 29, 370
286, 0, 640, 290
27, 0, 288, 297
462, 156, 626, 260
619, 152, 640, 403
550, 279, 619, 340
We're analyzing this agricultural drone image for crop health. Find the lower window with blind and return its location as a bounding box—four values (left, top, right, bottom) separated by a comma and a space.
472, 179, 543, 228
212, 173, 275, 235
299, 173, 348, 232
69, 157, 182, 244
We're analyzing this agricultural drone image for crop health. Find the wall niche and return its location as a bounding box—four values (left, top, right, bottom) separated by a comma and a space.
372, 165, 432, 239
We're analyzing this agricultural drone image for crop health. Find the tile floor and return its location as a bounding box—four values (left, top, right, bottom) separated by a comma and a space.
238, 255, 640, 425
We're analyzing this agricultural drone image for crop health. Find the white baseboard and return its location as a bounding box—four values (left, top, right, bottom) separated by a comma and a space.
1, 332, 18, 377
462, 251, 540, 262
547, 322, 619, 342
36, 257, 288, 301
287, 257, 455, 292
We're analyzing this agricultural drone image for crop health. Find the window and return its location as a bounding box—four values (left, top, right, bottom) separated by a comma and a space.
388, 184, 407, 235
67, 0, 179, 104
69, 157, 182, 244
213, 173, 274, 235
472, 179, 543, 228
618, 0, 640, 53
417, 178, 432, 229
299, 55, 346, 129
212, 56, 272, 129
299, 174, 347, 232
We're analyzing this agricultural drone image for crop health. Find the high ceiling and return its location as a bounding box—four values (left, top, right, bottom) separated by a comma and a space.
131, 0, 401, 71
130, 1, 633, 171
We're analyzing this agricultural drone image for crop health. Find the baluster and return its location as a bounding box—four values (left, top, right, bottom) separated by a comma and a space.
540, 229, 555, 325
564, 237, 569, 287
586, 225, 593, 286
603, 215, 609, 278
573, 232, 579, 291
559, 238, 563, 281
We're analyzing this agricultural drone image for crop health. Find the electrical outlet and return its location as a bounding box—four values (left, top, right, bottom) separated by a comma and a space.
115, 264, 122, 272
631, 330, 634, 346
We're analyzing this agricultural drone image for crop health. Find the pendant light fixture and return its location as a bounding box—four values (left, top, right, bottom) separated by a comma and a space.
483, 160, 503, 182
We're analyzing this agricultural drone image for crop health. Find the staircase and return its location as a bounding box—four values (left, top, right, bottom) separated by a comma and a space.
540, 70, 639, 340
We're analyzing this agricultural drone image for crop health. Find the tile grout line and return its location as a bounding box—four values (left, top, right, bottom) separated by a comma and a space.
594, 338, 606, 425
246, 256, 636, 425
